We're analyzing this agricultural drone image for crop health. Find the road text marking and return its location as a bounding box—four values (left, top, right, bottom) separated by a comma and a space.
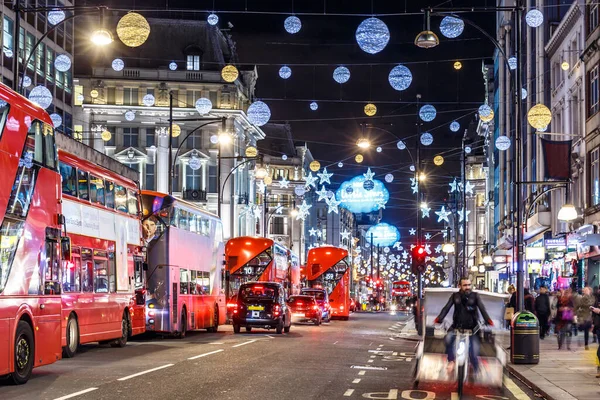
344, 389, 355, 397
188, 349, 224, 360
232, 340, 257, 348
53, 388, 98, 400
117, 364, 173, 381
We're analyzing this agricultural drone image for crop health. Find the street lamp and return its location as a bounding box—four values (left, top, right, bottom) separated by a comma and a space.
255, 166, 268, 180
482, 254, 493, 265
442, 243, 455, 253
557, 203, 578, 222
415, 10, 440, 49
357, 138, 371, 149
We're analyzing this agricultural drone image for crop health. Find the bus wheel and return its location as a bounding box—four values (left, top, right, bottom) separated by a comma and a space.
176, 310, 187, 339
11, 321, 34, 385
111, 313, 129, 348
63, 315, 79, 358
207, 306, 219, 333
233, 324, 241, 334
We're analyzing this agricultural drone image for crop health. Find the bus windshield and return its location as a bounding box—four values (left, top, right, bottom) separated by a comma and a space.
141, 195, 172, 245
310, 260, 348, 295
228, 249, 272, 297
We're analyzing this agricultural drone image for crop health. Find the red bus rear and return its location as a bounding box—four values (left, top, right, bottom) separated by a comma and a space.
306, 246, 350, 320
57, 148, 146, 357
392, 281, 411, 297
0, 84, 63, 384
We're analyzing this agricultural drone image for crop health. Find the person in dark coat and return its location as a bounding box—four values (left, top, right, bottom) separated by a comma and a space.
524, 288, 535, 313
535, 286, 551, 339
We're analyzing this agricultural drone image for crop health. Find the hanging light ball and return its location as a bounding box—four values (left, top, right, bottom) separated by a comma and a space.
409, 165, 415, 172
480, 110, 495, 123
526, 9, 544, 28
210, 135, 219, 144
117, 12, 151, 47
508, 57, 517, 70
355, 154, 364, 163
478, 104, 492, 118
54, 54, 72, 72
561, 61, 570, 71
221, 65, 239, 82
419, 104, 437, 122
310, 101, 318, 111
338, 162, 344, 168
388, 64, 412, 91
101, 130, 112, 142
464, 145, 472, 154
21, 76, 32, 88
538, 125, 548, 132
376, 146, 382, 153
264, 176, 273, 185
50, 113, 62, 128
309, 160, 321, 172
364, 103, 377, 116
195, 97, 213, 115
90, 89, 99, 98
333, 66, 351, 84
111, 58, 125, 72
3, 48, 13, 58
189, 154, 202, 170
282, 155, 288, 160
125, 110, 135, 121
28, 86, 53, 109
396, 140, 406, 150
143, 94, 155, 106
247, 101, 271, 126
521, 88, 528, 100
170, 124, 181, 138
439, 16, 465, 38
420, 132, 433, 146
295, 186, 306, 197
47, 9, 66, 26
527, 103, 552, 129
495, 135, 511, 151
284, 16, 302, 34
363, 180, 375, 191
346, 186, 354, 195
279, 65, 292, 79
385, 173, 394, 183
433, 155, 444, 166
454, 61, 462, 70
169, 62, 178, 71
207, 13, 219, 26
450, 121, 460, 132
355, 17, 390, 55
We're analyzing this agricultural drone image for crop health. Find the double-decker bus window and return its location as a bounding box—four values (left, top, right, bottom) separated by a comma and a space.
190, 271, 198, 294
189, 213, 198, 233
89, 175, 105, 206
59, 162, 77, 196
107, 252, 116, 293
27, 120, 44, 164
43, 123, 56, 169
312, 260, 348, 295
114, 184, 127, 213
0, 219, 24, 293
201, 271, 210, 294
44, 238, 61, 295
77, 169, 89, 200
178, 209, 189, 230
180, 268, 189, 294
93, 250, 109, 293
81, 248, 93, 293
133, 257, 144, 289
0, 99, 10, 138
127, 189, 138, 215
62, 248, 81, 292
105, 181, 115, 209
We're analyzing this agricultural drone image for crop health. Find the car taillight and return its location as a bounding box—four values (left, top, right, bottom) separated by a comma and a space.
297, 302, 303, 306
340, 305, 344, 311
274, 304, 280, 316
233, 304, 239, 314
313, 305, 319, 311
227, 302, 236, 309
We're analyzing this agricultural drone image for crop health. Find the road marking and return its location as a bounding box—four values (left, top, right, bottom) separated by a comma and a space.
389, 337, 395, 340
358, 370, 366, 375
505, 375, 533, 400
370, 355, 376, 359
334, 341, 339, 345
117, 364, 174, 381
368, 350, 393, 354
208, 342, 224, 345
188, 349, 224, 360
392, 352, 398, 356
232, 340, 257, 348
379, 344, 384, 347
351, 365, 387, 370
352, 378, 361, 384
369, 342, 373, 346
265, 335, 275, 339
53, 388, 99, 400
344, 389, 355, 397
367, 359, 374, 363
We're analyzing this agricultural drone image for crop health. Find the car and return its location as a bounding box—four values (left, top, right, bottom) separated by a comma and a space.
300, 288, 330, 322
287, 295, 322, 325
232, 282, 291, 334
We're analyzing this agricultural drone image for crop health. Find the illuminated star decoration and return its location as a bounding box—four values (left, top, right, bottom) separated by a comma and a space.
317, 167, 333, 185
410, 177, 419, 194
464, 181, 475, 195
402, 250, 409, 259
435, 206, 451, 223
304, 172, 318, 188
376, 201, 386, 210
256, 180, 266, 193
326, 196, 342, 214
316, 185, 329, 201
458, 208, 471, 222
424, 244, 432, 254
276, 202, 283, 214
340, 230, 351, 240
441, 229, 448, 239
309, 228, 318, 236
393, 241, 402, 250
252, 205, 262, 219
449, 179, 459, 193
424, 233, 432, 240
459, 226, 464, 235
317, 230, 323, 238
435, 244, 442, 253
297, 200, 312, 220
421, 206, 431, 218
409, 228, 416, 235
363, 167, 375, 181
278, 177, 290, 188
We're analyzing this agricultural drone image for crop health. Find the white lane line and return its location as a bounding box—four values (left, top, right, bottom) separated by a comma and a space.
232, 339, 257, 348
367, 359, 374, 363
352, 379, 361, 384
53, 388, 99, 400
333, 341, 339, 345
379, 344, 384, 347
265, 335, 275, 339
358, 370, 366, 375
117, 364, 174, 381
504, 375, 533, 400
392, 352, 398, 356
208, 342, 224, 345
370, 355, 376, 359
369, 342, 373, 346
188, 349, 224, 360
344, 389, 355, 397
350, 365, 387, 370
389, 337, 395, 340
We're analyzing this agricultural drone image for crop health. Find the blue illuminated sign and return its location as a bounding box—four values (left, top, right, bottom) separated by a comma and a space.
366, 223, 400, 247
335, 175, 389, 213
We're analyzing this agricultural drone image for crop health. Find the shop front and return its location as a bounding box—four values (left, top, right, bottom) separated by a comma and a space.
570, 224, 600, 290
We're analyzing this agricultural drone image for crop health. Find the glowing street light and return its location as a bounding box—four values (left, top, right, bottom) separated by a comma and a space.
557, 204, 578, 222
357, 138, 371, 149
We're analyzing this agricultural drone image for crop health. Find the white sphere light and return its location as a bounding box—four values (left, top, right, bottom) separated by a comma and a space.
310, 101, 318, 111
125, 110, 135, 121
210, 135, 219, 144
450, 121, 460, 132
410, 165, 415, 172
439, 16, 465, 38
419, 105, 437, 122
538, 125, 548, 132
376, 146, 382, 153
143, 94, 155, 107
247, 101, 271, 126
521, 88, 527, 100
478, 104, 492, 118
385, 173, 394, 183
284, 16, 302, 34
169, 62, 178, 71
465, 145, 472, 154
77, 94, 84, 102
54, 54, 72, 72
282, 155, 288, 160
28, 86, 53, 109
50, 113, 62, 128
388, 64, 412, 91
294, 186, 306, 196
279, 65, 292, 79
195, 97, 213, 115
207, 13, 219, 26
338, 162, 344, 168
420, 132, 434, 146
397, 140, 406, 150
526, 9, 544, 28
111, 58, 125, 72
495, 135, 511, 151
21, 76, 32, 88
48, 10, 65, 26
508, 57, 517, 70
4, 49, 13, 58
355, 17, 390, 54
333, 66, 351, 84
189, 155, 202, 170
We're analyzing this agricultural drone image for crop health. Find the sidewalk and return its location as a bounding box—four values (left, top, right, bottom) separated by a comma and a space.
506, 334, 600, 400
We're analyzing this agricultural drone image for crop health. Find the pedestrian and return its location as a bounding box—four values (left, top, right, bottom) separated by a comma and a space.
524, 288, 535, 313
550, 291, 559, 334
591, 295, 600, 377
535, 285, 551, 339
574, 286, 595, 350
506, 285, 516, 329
556, 289, 575, 350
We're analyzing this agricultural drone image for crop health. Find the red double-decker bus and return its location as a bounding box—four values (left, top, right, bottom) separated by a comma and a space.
225, 237, 300, 302
392, 281, 411, 297
57, 148, 146, 357
0, 85, 64, 384
306, 246, 350, 320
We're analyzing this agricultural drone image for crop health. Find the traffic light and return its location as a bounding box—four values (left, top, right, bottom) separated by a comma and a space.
411, 245, 427, 274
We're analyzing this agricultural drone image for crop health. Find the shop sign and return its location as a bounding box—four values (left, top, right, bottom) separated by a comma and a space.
545, 238, 566, 249
576, 225, 599, 259
525, 246, 545, 260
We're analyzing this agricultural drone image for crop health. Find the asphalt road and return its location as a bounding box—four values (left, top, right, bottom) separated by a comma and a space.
1, 312, 541, 400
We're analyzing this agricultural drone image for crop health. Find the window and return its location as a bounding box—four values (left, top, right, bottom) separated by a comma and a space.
93, 251, 109, 293
591, 148, 600, 206
3, 16, 14, 53
59, 162, 77, 196
145, 163, 155, 191
107, 252, 116, 293
186, 55, 200, 71
81, 248, 94, 293
123, 127, 139, 147
44, 238, 61, 294
36, 42, 45, 75
105, 181, 115, 209
77, 170, 89, 200
123, 88, 138, 106
62, 249, 81, 293
200, 271, 210, 294
208, 165, 217, 193
26, 32, 35, 71
114, 184, 128, 213
186, 90, 202, 107
146, 130, 155, 147
590, 4, 599, 34
589, 66, 599, 116
186, 164, 201, 190
46, 47, 54, 82
127, 189, 139, 215
180, 268, 190, 294
0, 218, 24, 294
89, 175, 105, 206
107, 87, 116, 104
272, 216, 285, 235
186, 130, 201, 148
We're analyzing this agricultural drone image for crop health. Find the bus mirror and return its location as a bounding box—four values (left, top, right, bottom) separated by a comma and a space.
61, 237, 72, 260
143, 263, 149, 271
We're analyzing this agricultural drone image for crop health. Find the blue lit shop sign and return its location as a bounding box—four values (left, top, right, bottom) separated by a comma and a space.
336, 175, 389, 213
366, 223, 400, 247
544, 238, 566, 250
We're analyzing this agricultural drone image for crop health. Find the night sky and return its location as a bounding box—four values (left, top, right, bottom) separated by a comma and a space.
80, 0, 496, 239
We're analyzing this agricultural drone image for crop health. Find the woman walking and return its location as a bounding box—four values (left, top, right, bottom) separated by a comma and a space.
592, 294, 600, 378
575, 287, 595, 349
556, 289, 575, 350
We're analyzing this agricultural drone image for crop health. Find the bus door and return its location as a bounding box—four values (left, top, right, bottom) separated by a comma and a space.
130, 256, 146, 335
